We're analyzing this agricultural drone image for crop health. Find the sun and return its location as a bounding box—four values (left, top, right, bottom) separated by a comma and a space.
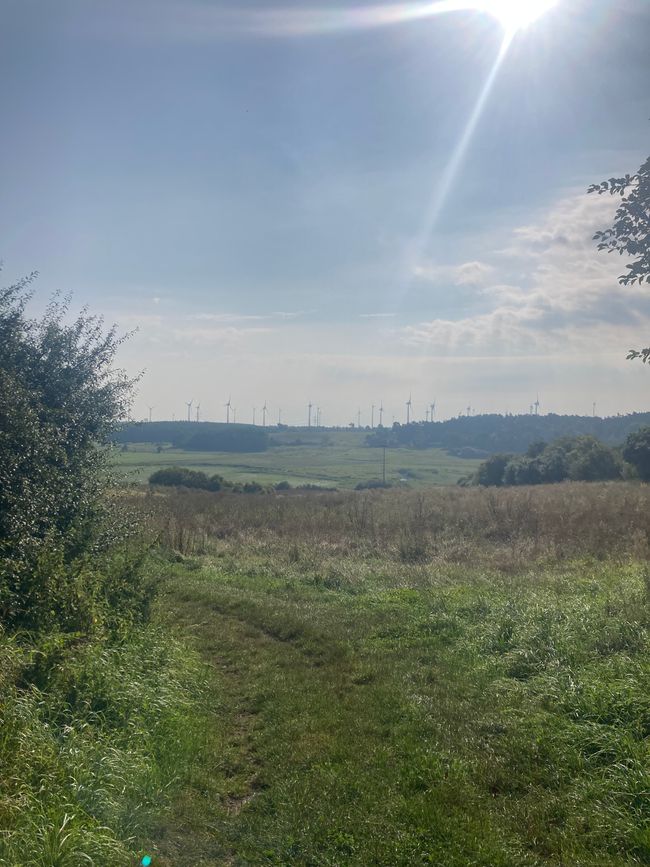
480, 0, 559, 32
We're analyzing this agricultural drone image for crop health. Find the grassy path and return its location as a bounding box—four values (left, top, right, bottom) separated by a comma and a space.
150, 555, 650, 866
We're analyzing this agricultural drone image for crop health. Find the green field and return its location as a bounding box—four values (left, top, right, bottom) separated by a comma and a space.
148, 483, 650, 866
115, 429, 479, 488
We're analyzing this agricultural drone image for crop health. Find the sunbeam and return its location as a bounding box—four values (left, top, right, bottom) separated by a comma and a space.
410, 31, 514, 270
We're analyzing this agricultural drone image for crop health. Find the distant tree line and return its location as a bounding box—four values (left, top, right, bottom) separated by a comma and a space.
115, 420, 269, 452
365, 413, 650, 455
472, 428, 650, 486
148, 467, 336, 493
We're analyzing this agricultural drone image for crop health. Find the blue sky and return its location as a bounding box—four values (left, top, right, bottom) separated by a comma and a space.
2, 0, 649, 424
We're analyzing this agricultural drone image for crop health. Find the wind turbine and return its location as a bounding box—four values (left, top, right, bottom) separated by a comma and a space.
357, 408, 362, 428
186, 399, 193, 423
278, 407, 282, 425
534, 394, 540, 416
308, 402, 312, 428
195, 403, 201, 423
224, 396, 232, 424
379, 402, 384, 426
147, 405, 155, 423
262, 402, 268, 427
430, 401, 436, 421
406, 394, 412, 425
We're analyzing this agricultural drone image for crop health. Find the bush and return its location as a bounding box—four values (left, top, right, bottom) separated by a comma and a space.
0, 276, 141, 633
623, 426, 650, 481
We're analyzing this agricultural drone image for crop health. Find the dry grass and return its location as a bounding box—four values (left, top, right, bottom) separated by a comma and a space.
140, 482, 650, 568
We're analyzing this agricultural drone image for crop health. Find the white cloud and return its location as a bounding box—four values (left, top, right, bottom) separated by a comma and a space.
412, 259, 494, 287
402, 190, 650, 356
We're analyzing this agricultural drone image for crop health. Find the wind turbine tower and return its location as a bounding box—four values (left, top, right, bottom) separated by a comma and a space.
186, 400, 193, 423
430, 401, 436, 421
308, 402, 312, 428
225, 396, 232, 424
195, 403, 201, 423
262, 402, 268, 427
371, 404, 375, 429
147, 406, 155, 423
534, 394, 540, 416
379, 402, 384, 426
357, 408, 361, 428
406, 394, 412, 425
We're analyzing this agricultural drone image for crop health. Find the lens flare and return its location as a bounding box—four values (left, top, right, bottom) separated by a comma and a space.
232, 1, 561, 38
478, 0, 559, 32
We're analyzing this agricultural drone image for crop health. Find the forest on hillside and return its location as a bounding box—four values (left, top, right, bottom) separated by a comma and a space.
366, 412, 650, 454
114, 420, 269, 452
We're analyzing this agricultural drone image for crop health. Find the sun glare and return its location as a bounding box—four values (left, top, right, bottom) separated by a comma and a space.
480, 0, 560, 32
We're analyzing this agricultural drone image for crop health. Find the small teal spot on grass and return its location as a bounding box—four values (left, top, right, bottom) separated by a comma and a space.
141, 858, 152, 867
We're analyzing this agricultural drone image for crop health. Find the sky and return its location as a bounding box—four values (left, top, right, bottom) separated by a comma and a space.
1, 0, 649, 425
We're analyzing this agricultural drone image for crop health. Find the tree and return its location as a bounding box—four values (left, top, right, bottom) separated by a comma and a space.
623, 426, 650, 481
589, 155, 650, 361
476, 453, 510, 486
0, 274, 137, 631
565, 436, 621, 482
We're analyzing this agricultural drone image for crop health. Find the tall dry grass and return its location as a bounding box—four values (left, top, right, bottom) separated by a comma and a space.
140, 482, 650, 569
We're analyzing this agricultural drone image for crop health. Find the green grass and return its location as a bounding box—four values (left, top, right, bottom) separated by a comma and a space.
149, 525, 650, 865
114, 429, 478, 488
0, 625, 208, 866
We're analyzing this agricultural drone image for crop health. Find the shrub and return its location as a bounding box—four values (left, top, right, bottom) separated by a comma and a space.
0, 276, 140, 633
623, 426, 650, 481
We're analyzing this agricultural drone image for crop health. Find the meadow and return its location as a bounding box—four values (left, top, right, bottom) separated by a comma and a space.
115, 428, 479, 488
142, 482, 650, 866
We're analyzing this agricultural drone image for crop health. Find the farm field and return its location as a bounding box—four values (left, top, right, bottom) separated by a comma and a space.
115, 429, 479, 488
148, 483, 650, 866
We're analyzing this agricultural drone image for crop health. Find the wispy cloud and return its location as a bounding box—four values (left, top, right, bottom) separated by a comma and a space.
82, 0, 481, 43
412, 260, 495, 287
402, 191, 650, 356
186, 310, 306, 323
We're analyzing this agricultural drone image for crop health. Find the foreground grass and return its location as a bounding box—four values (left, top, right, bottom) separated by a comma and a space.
0, 624, 208, 866
152, 522, 650, 865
